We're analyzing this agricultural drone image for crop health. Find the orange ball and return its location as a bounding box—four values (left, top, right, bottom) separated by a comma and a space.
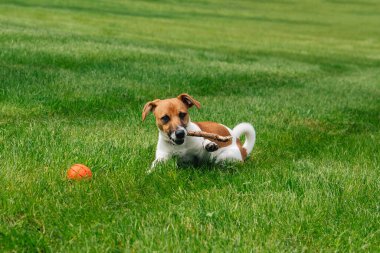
67, 164, 92, 180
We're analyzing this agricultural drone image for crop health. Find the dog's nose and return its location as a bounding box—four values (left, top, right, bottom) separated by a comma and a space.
175, 129, 185, 139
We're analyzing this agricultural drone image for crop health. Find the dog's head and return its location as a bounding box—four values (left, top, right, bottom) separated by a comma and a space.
142, 93, 201, 145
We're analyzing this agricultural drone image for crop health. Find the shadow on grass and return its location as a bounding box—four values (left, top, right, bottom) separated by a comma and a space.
248, 49, 380, 70
339, 107, 380, 134
1, 60, 307, 118
260, 109, 380, 167
3, 0, 329, 27
176, 159, 244, 174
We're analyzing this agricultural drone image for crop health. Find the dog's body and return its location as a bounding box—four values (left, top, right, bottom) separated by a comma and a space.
143, 94, 256, 171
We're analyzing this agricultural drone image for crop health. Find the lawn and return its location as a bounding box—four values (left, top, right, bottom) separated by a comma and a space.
0, 0, 380, 252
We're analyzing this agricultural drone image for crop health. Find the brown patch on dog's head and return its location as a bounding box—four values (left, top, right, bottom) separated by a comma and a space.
142, 94, 201, 136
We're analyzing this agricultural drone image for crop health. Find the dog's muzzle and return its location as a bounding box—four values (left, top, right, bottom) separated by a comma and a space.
170, 127, 186, 145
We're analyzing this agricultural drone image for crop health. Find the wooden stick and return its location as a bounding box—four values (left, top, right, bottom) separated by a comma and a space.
187, 130, 232, 142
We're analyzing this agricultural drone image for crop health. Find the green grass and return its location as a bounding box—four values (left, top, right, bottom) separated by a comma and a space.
1, 0, 380, 251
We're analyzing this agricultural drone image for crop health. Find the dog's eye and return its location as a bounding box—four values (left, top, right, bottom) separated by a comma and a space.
179, 112, 187, 119
161, 115, 170, 124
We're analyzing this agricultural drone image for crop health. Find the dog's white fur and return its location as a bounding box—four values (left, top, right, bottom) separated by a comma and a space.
149, 120, 256, 172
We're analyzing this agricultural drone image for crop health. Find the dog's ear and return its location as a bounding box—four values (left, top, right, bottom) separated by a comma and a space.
142, 99, 160, 121
177, 93, 201, 109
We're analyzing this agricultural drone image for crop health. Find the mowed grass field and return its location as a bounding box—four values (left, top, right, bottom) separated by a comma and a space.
1, 0, 380, 251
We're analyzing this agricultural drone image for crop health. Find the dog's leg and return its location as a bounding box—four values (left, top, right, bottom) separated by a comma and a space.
147, 151, 171, 174
202, 139, 219, 152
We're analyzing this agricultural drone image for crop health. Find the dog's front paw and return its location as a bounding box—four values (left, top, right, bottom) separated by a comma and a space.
205, 142, 219, 152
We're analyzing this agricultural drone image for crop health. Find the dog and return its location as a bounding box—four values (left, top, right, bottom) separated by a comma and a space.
142, 93, 256, 172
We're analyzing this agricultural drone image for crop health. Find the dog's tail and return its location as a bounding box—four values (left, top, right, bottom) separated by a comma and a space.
232, 123, 256, 157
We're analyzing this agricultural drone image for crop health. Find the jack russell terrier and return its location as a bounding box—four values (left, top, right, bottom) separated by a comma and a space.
142, 93, 256, 172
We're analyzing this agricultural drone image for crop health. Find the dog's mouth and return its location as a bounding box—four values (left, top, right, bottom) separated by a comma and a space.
169, 136, 185, 145
168, 127, 187, 145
